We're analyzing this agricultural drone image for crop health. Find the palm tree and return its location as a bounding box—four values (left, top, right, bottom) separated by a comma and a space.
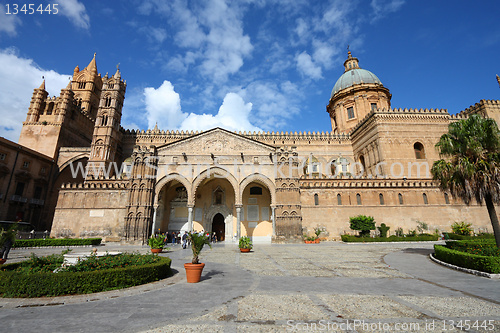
431, 114, 500, 248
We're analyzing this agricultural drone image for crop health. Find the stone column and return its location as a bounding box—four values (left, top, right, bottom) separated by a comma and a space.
150, 205, 158, 236
236, 206, 242, 239
271, 206, 276, 236
188, 206, 193, 232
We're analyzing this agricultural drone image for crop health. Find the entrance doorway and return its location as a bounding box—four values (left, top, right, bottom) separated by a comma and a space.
212, 213, 225, 241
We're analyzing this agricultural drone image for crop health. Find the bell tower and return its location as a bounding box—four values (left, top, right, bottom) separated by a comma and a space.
71, 53, 102, 120
86, 66, 126, 179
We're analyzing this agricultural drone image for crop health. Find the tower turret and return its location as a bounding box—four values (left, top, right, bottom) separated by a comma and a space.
26, 80, 48, 122
71, 53, 102, 120
87, 65, 127, 179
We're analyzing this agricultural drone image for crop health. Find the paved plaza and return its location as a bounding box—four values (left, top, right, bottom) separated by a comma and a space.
0, 241, 499, 332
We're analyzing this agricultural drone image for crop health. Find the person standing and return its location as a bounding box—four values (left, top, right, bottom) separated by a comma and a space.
182, 231, 188, 249
0, 225, 16, 261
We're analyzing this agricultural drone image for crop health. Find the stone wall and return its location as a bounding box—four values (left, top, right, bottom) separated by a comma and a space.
51, 182, 128, 240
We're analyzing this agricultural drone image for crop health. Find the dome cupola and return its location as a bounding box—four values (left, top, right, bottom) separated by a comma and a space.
326, 50, 391, 134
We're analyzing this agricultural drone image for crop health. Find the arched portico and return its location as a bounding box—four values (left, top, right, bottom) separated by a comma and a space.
191, 167, 240, 205
153, 173, 192, 233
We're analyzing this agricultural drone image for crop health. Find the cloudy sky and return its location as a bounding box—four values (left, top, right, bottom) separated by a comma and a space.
0, 0, 499, 141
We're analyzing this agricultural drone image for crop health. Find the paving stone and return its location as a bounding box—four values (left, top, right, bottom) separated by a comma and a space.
238, 294, 323, 321
318, 294, 425, 319
399, 296, 500, 317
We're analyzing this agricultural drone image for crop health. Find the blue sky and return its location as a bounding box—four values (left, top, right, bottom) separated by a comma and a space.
0, 0, 499, 142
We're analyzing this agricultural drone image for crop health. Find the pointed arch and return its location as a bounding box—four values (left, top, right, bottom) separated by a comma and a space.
155, 173, 192, 206
192, 167, 239, 205
239, 173, 276, 206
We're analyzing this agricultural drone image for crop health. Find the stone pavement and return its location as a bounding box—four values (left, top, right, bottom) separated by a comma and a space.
0, 241, 499, 333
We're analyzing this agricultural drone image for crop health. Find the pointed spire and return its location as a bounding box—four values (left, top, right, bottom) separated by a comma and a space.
86, 53, 97, 75
65, 80, 72, 90
343, 46, 360, 72
153, 122, 158, 132
38, 78, 46, 90
114, 63, 121, 80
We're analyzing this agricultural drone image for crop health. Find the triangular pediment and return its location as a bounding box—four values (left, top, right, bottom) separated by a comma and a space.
157, 128, 275, 155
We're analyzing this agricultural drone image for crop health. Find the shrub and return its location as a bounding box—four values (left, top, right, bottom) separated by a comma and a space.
451, 221, 473, 236
0, 256, 172, 297
406, 229, 417, 237
13, 238, 102, 248
447, 233, 495, 240
416, 221, 428, 234
341, 234, 438, 242
188, 232, 211, 264
395, 227, 404, 237
444, 239, 499, 257
377, 223, 390, 238
148, 235, 165, 249
349, 215, 375, 237
238, 236, 253, 249
434, 245, 500, 274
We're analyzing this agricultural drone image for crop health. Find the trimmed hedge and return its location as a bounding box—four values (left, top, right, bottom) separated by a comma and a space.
13, 238, 102, 248
446, 233, 495, 240
434, 244, 500, 274
341, 234, 439, 242
0, 256, 171, 298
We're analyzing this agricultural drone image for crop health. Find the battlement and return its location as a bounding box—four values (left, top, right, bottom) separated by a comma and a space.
61, 181, 128, 190
300, 176, 437, 189
122, 128, 351, 142
350, 107, 449, 135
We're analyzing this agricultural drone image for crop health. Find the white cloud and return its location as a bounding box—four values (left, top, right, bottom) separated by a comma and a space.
296, 51, 322, 79
56, 0, 90, 30
140, 0, 253, 82
181, 93, 260, 132
0, 49, 70, 141
139, 26, 168, 44
370, 0, 405, 22
142, 81, 261, 132
0, 12, 22, 36
144, 80, 185, 129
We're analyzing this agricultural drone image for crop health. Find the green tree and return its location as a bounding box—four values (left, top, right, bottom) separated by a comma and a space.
431, 114, 500, 248
349, 215, 375, 237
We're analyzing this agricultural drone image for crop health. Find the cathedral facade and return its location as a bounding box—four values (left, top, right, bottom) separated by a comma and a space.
3, 52, 500, 243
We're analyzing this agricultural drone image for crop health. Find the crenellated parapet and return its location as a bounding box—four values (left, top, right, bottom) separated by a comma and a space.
61, 181, 128, 189
350, 107, 450, 135
300, 177, 437, 189
122, 128, 352, 148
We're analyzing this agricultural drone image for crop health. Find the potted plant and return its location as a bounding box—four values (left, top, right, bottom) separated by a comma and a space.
184, 232, 211, 283
148, 234, 165, 253
238, 236, 253, 252
314, 227, 322, 243
0, 224, 17, 264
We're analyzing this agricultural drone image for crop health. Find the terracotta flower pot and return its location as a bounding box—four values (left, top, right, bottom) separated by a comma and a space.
184, 263, 205, 283
151, 248, 162, 254
240, 248, 251, 253
315, 239, 320, 244
0, 259, 6, 265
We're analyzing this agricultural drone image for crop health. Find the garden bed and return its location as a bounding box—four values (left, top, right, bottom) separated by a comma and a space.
0, 253, 171, 297
13, 238, 102, 248
341, 234, 439, 242
433, 239, 500, 274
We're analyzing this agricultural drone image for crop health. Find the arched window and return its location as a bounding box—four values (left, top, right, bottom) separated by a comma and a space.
78, 82, 86, 89
414, 142, 425, 159
379, 193, 384, 205
423, 193, 428, 205
356, 193, 362, 205
314, 193, 319, 206
337, 194, 342, 205
46, 102, 54, 115
444, 193, 450, 204
105, 96, 112, 107
398, 193, 404, 205
250, 186, 262, 195
359, 155, 366, 173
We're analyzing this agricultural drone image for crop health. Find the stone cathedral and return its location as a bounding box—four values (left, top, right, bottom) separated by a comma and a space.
2, 52, 499, 243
